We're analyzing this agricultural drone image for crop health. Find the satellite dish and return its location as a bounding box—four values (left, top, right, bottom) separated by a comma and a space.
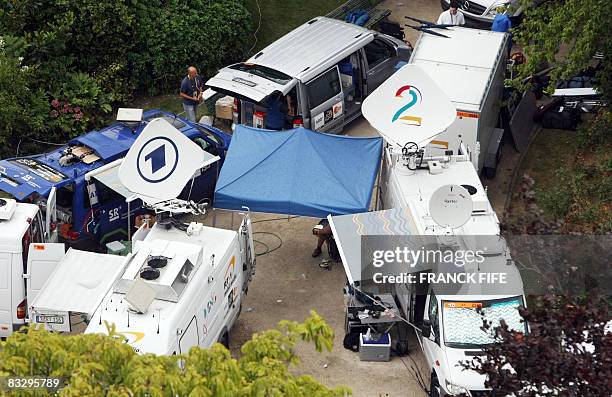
361, 64, 456, 148
429, 184, 473, 228
118, 118, 219, 202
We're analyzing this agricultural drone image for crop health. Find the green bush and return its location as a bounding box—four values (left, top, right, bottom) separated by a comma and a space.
0, 41, 49, 156
0, 311, 349, 396
0, 0, 251, 154
130, 0, 252, 95
577, 110, 612, 149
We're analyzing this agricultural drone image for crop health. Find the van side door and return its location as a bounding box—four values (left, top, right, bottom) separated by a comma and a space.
238, 214, 255, 293
306, 66, 345, 133
363, 37, 399, 95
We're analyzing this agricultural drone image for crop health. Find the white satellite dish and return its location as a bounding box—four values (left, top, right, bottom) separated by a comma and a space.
429, 184, 473, 228
361, 64, 456, 148
118, 118, 220, 202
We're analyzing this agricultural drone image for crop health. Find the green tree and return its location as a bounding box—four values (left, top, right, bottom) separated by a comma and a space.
0, 38, 49, 156
0, 311, 350, 396
513, 0, 610, 101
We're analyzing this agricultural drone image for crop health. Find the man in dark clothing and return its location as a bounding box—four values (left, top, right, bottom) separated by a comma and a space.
312, 219, 340, 262
265, 92, 288, 130
180, 66, 201, 122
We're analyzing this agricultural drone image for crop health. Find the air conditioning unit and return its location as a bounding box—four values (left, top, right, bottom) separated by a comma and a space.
0, 198, 17, 220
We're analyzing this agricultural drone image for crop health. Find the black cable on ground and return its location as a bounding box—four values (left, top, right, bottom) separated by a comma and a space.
252, 215, 300, 224
253, 239, 270, 256
253, 231, 282, 257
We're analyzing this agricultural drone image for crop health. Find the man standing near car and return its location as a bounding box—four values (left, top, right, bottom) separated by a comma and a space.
437, 1, 466, 26
180, 66, 201, 122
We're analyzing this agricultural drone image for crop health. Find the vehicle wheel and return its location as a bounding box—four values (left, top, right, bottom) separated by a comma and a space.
430, 373, 443, 397
395, 340, 409, 356
483, 166, 496, 179
219, 330, 230, 349
440, 0, 450, 10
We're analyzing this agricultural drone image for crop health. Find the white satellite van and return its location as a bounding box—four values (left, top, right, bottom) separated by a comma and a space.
0, 198, 65, 339
27, 117, 256, 355
83, 216, 254, 354
407, 27, 509, 176
330, 64, 527, 396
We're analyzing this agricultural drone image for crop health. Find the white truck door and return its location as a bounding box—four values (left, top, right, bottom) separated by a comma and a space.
45, 187, 58, 243
25, 243, 65, 305
131, 222, 151, 246
0, 252, 13, 337
238, 214, 255, 292
422, 291, 446, 375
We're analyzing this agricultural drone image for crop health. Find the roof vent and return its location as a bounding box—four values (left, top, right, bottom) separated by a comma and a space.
307, 18, 318, 24
147, 256, 169, 268
140, 267, 160, 281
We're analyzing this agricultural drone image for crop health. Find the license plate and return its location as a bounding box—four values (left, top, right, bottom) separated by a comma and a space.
36, 315, 64, 324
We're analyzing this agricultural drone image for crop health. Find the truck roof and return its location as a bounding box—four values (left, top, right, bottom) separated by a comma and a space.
0, 202, 38, 252
0, 110, 215, 200
409, 27, 507, 112
85, 223, 238, 355
391, 159, 500, 235
246, 16, 374, 82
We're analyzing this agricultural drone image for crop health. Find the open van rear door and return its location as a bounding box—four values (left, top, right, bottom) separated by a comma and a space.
205, 64, 296, 103
238, 214, 255, 292
25, 243, 65, 305
45, 187, 58, 242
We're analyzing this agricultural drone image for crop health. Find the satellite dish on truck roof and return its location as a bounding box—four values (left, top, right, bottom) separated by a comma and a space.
429, 184, 473, 229
118, 118, 220, 202
361, 64, 456, 148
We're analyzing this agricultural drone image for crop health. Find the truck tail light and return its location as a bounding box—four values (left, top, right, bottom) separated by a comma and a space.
17, 299, 27, 319
292, 115, 304, 128
253, 111, 266, 128
232, 98, 240, 122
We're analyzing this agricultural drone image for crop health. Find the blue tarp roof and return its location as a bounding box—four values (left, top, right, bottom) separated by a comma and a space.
214, 126, 383, 217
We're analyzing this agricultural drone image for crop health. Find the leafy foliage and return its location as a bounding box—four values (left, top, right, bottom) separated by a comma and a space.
512, 0, 610, 102
0, 40, 49, 155
0, 0, 251, 154
460, 295, 611, 397
0, 311, 350, 396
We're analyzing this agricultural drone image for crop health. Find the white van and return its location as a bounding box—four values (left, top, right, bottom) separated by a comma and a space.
206, 16, 411, 133
80, 216, 255, 354
441, 0, 523, 24
0, 199, 64, 339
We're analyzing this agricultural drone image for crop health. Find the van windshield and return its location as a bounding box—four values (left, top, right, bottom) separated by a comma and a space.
442, 296, 526, 348
229, 64, 292, 85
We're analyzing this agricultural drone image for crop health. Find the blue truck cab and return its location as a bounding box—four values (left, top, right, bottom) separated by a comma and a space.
0, 110, 231, 250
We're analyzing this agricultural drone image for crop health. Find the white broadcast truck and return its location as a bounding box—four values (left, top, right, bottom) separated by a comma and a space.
408, 27, 509, 177
328, 64, 527, 396
0, 199, 66, 339
23, 118, 256, 355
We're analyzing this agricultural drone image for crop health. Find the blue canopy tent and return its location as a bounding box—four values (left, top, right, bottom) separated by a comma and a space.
214, 126, 383, 217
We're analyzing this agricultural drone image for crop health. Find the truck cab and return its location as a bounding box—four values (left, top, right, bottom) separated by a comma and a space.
0, 110, 230, 251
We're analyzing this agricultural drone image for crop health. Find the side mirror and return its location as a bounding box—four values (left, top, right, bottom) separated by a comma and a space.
421, 319, 432, 338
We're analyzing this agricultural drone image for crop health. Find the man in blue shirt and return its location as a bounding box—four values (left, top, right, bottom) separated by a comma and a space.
265, 92, 288, 130
180, 66, 201, 122
491, 8, 512, 57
